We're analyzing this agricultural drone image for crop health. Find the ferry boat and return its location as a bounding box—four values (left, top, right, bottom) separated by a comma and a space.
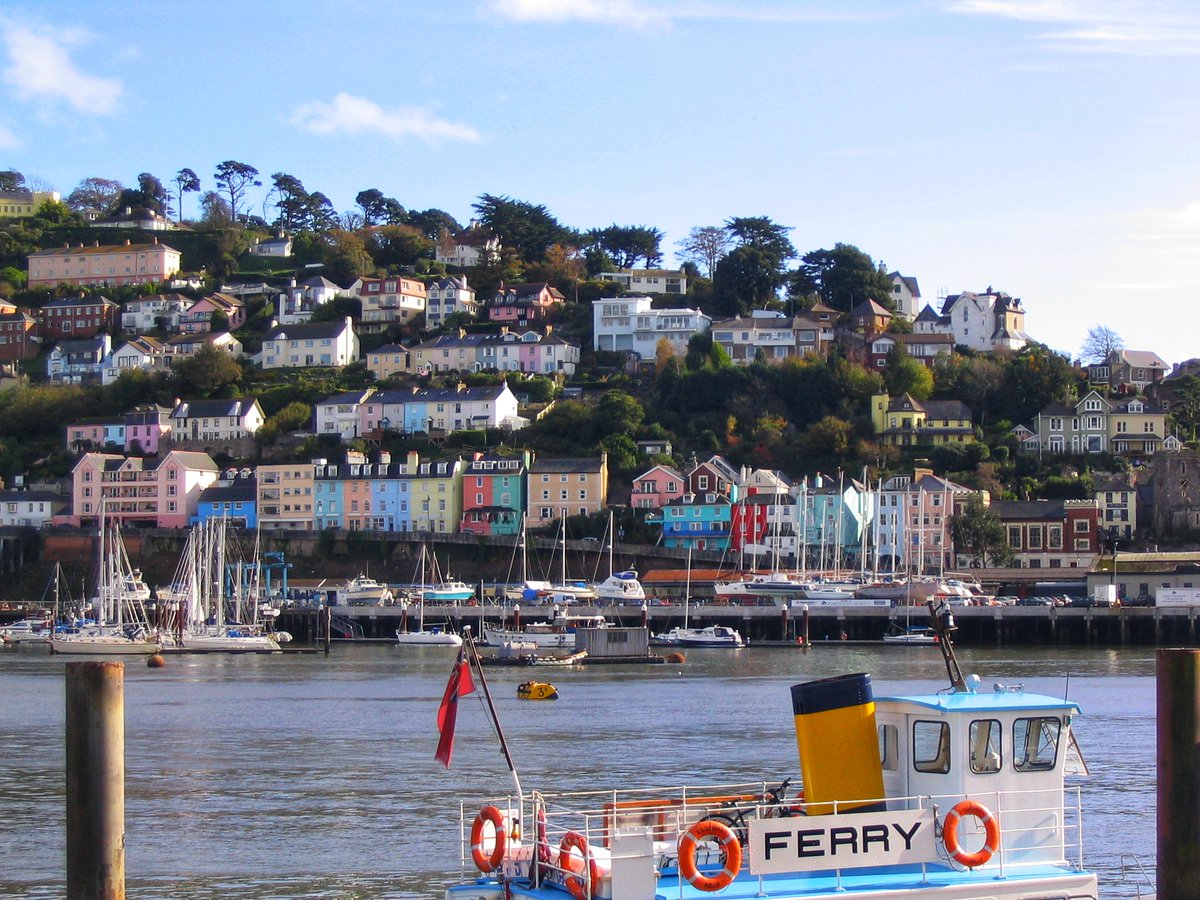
446, 605, 1097, 900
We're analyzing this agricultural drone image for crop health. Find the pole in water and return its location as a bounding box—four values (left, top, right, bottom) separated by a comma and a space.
802, 604, 810, 652
65, 661, 125, 900
1158, 648, 1200, 898
323, 606, 332, 655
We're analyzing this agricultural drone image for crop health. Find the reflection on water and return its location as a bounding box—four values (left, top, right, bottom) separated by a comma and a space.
0, 643, 1156, 898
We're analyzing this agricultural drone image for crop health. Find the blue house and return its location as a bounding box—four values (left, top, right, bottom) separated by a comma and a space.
192, 471, 257, 528
661, 491, 733, 553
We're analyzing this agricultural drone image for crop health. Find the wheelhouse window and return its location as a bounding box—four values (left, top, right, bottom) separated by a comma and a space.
913, 720, 950, 774
1014, 717, 1061, 771
969, 719, 1002, 773
878, 723, 899, 771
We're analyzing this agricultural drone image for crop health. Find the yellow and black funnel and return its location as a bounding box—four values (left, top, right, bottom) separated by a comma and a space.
791, 673, 885, 814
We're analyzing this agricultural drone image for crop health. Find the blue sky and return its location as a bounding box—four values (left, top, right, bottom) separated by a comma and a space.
3, 0, 1199, 364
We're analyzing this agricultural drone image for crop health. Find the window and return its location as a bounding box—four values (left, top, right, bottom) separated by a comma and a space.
1027, 528, 1042, 549
1048, 525, 1063, 549
1014, 717, 1061, 771
913, 721, 950, 774
969, 720, 1002, 774
1074, 519, 1090, 533
878, 723, 899, 771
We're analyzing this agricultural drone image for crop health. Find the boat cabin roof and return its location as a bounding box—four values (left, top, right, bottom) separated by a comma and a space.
879, 689, 1081, 716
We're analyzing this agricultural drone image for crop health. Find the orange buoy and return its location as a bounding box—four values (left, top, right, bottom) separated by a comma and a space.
147, 654, 166, 668
666, 651, 686, 664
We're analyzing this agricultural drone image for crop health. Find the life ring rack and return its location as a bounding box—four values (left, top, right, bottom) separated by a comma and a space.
678, 819, 743, 892
942, 799, 1001, 869
470, 804, 508, 873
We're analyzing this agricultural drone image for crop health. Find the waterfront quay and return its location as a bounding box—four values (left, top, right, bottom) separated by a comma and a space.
275, 600, 1200, 647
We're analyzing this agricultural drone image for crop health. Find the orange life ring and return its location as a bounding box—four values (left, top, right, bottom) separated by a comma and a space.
943, 800, 1000, 869
467, 599, 478, 606
678, 819, 742, 892
470, 805, 507, 873
558, 831, 600, 900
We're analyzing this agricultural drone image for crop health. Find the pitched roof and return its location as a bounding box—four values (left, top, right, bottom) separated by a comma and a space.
30, 242, 180, 257
529, 456, 604, 474
988, 499, 1068, 521
171, 398, 261, 420
851, 298, 893, 318
264, 319, 352, 341
888, 272, 921, 297
922, 399, 972, 420
1117, 349, 1169, 371
41, 295, 117, 309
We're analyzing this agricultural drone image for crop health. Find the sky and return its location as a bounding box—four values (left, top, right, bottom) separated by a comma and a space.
3, 0, 1200, 364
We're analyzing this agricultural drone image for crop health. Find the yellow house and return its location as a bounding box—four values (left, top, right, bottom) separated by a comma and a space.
1108, 396, 1168, 456
407, 454, 466, 533
525, 452, 609, 528
0, 188, 59, 218
257, 462, 316, 530
871, 393, 974, 447
365, 343, 411, 380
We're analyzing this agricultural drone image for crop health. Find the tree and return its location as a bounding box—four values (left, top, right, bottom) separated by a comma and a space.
655, 336, 677, 374
198, 191, 234, 229
323, 230, 374, 283
676, 226, 732, 278
586, 224, 664, 269
724, 216, 796, 262
66, 177, 124, 213
802, 416, 855, 461
213, 160, 261, 222
0, 170, 25, 191
794, 243, 894, 313
950, 495, 1014, 567
369, 224, 432, 268
593, 390, 645, 439
885, 347, 934, 400
269, 172, 311, 231
172, 345, 242, 398
711, 245, 784, 317
258, 401, 314, 446
472, 193, 573, 263
172, 168, 201, 219
355, 189, 389, 226
408, 208, 462, 240
1080, 324, 1123, 364
1171, 375, 1200, 441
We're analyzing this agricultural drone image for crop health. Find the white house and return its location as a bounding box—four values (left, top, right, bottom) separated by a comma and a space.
0, 490, 66, 527
101, 336, 170, 385
598, 268, 688, 295
424, 275, 477, 329
251, 235, 293, 257
915, 288, 1028, 353
592, 296, 709, 361
314, 389, 376, 439
121, 293, 192, 332
170, 398, 265, 443
47, 335, 112, 383
261, 317, 359, 369
278, 276, 342, 325
435, 221, 499, 268
360, 383, 523, 434
888, 272, 922, 321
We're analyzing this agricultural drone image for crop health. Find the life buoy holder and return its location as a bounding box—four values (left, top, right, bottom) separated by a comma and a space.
678, 819, 742, 892
558, 831, 600, 900
471, 805, 508, 873
942, 800, 1000, 869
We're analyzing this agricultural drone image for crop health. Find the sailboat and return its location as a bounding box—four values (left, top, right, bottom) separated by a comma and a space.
50, 508, 161, 656
652, 547, 745, 648
395, 545, 463, 646
157, 518, 280, 653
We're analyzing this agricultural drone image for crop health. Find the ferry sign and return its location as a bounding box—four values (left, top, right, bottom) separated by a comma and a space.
748, 809, 939, 874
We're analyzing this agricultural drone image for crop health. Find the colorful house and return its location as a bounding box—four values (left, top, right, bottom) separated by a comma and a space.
630, 464, 686, 511
526, 454, 609, 528
661, 491, 733, 553
460, 451, 529, 536
68, 450, 219, 528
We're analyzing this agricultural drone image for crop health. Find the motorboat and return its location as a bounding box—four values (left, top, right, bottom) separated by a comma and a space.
592, 570, 645, 604
446, 609, 1097, 900
339, 573, 394, 606
516, 681, 559, 701
882, 624, 939, 645
483, 608, 608, 650
0, 612, 54, 645
651, 624, 745, 648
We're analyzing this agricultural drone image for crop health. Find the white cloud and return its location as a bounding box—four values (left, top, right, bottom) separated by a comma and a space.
0, 22, 123, 113
948, 1, 1200, 54
291, 93, 481, 143
0, 123, 16, 149
485, 0, 870, 27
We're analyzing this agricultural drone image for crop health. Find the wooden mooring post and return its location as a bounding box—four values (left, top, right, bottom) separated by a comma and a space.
1158, 648, 1200, 899
65, 661, 125, 900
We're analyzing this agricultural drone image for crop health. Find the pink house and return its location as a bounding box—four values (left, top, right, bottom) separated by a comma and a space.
123, 404, 173, 455
67, 450, 220, 528
630, 464, 686, 510
178, 293, 246, 334
486, 282, 564, 325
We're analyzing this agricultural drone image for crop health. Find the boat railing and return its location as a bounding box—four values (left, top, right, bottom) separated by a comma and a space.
458, 782, 1087, 890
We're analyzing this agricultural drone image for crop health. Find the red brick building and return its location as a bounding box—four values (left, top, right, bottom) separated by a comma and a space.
35, 295, 119, 339
0, 312, 39, 361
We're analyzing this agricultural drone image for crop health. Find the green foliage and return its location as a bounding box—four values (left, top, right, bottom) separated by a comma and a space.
885, 351, 934, 401
310, 295, 362, 323
323, 230, 374, 282
172, 345, 243, 398
472, 193, 575, 264
586, 224, 664, 269
793, 243, 894, 313
594, 390, 645, 438
950, 495, 1014, 567
258, 401, 313, 446
995, 343, 1082, 425
711, 245, 784, 317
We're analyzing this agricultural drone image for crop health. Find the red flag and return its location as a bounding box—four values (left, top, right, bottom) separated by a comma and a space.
435, 644, 475, 768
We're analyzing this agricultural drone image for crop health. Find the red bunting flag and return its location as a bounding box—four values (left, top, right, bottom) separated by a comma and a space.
435, 643, 475, 768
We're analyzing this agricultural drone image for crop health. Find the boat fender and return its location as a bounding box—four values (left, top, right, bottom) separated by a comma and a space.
942, 800, 1000, 869
558, 830, 600, 900
678, 819, 742, 892
471, 805, 508, 873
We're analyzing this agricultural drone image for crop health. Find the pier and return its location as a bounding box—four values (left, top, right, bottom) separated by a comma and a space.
274, 601, 1200, 647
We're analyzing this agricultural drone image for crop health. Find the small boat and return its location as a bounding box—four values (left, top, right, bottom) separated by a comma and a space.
882, 624, 939, 645
447, 606, 1098, 900
651, 624, 745, 648
338, 573, 394, 606
516, 681, 559, 701
0, 612, 54, 645
593, 570, 645, 604
395, 546, 463, 647
482, 609, 608, 650
523, 650, 588, 667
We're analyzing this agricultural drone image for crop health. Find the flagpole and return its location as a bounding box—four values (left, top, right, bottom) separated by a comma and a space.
464, 627, 524, 837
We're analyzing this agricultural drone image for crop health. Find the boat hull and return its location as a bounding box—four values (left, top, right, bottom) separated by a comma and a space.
50, 636, 161, 655
394, 630, 463, 646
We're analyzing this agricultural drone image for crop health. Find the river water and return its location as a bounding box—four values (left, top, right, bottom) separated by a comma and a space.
0, 643, 1156, 898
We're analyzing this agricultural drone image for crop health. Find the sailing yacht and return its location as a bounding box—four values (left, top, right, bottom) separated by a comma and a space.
504, 521, 596, 604
157, 518, 279, 653
50, 511, 160, 656
652, 548, 745, 648
395, 545, 462, 646
592, 512, 645, 604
